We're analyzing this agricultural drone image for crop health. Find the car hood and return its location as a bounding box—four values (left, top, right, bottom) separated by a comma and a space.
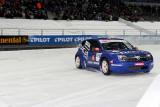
104, 49, 150, 55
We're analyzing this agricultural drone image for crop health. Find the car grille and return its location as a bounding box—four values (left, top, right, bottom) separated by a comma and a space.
128, 66, 147, 70
125, 55, 151, 62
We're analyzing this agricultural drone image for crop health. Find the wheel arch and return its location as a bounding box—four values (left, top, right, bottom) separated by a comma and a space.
75, 54, 86, 68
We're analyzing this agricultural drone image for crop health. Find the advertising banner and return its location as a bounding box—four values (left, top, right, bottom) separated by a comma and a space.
0, 36, 28, 45
28, 35, 106, 45
106, 35, 160, 45
29, 35, 160, 45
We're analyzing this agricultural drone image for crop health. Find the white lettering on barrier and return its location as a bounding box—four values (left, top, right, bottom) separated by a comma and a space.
31, 38, 50, 42
74, 37, 92, 42
137, 37, 160, 41
55, 38, 73, 42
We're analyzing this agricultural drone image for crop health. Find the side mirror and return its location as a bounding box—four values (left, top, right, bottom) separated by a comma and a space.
93, 48, 100, 52
135, 47, 138, 50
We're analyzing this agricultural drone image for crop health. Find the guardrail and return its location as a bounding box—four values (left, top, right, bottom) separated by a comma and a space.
1, 28, 160, 36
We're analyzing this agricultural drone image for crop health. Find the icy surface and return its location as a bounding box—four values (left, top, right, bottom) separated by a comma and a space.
0, 45, 159, 107
0, 19, 160, 106
137, 75, 160, 107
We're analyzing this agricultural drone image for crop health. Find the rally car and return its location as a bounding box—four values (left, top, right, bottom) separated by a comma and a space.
75, 38, 153, 75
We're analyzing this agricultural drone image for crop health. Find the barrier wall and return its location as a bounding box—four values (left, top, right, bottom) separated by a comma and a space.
28, 35, 100, 45
0, 36, 28, 45
106, 35, 160, 45
28, 35, 160, 45
0, 35, 160, 50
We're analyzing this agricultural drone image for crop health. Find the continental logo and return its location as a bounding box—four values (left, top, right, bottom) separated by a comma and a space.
0, 36, 28, 45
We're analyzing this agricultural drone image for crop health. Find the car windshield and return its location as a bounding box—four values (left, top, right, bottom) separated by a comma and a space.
102, 42, 134, 50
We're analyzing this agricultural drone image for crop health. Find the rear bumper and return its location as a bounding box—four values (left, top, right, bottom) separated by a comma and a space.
110, 61, 153, 73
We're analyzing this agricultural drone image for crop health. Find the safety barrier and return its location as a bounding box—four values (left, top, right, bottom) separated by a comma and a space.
1, 28, 160, 35
28, 35, 160, 45
107, 35, 160, 45
0, 35, 160, 50
1, 35, 160, 45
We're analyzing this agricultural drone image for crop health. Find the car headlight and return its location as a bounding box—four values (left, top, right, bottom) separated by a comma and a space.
117, 55, 127, 61
146, 54, 152, 61
146, 54, 151, 57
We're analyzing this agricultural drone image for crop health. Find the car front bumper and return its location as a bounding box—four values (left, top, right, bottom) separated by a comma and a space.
110, 61, 153, 73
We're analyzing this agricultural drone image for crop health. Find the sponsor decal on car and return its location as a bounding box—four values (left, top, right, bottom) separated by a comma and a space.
134, 62, 144, 66
79, 41, 91, 60
88, 61, 99, 65
92, 55, 95, 61
119, 51, 137, 54
99, 40, 126, 43
88, 61, 92, 64
111, 64, 123, 66
96, 53, 102, 61
99, 40, 109, 43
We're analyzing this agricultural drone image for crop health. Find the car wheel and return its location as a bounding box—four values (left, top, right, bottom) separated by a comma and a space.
75, 56, 82, 69
101, 59, 111, 75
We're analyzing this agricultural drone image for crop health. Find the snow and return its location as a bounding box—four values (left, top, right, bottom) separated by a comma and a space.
0, 19, 136, 35
134, 22, 160, 29
0, 19, 132, 29
0, 45, 159, 107
133, 22, 160, 35
0, 19, 160, 107
1, 19, 160, 35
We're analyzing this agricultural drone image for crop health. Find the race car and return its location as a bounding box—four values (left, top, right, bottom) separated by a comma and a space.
75, 38, 153, 75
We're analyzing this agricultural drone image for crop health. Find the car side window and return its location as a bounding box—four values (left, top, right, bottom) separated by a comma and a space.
81, 40, 86, 46
90, 40, 100, 52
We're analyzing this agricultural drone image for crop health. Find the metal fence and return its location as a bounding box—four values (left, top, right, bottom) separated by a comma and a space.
1, 28, 160, 36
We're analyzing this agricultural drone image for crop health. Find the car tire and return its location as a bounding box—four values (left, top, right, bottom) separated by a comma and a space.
101, 58, 111, 75
75, 56, 82, 69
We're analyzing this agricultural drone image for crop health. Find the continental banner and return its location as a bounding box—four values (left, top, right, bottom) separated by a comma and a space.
0, 36, 28, 45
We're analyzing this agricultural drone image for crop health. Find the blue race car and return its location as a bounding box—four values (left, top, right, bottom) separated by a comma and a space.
75, 38, 153, 75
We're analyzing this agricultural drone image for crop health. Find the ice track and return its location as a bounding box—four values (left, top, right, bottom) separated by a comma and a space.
0, 45, 160, 107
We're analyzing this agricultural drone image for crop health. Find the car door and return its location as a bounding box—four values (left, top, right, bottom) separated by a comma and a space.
79, 40, 92, 67
87, 40, 101, 68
